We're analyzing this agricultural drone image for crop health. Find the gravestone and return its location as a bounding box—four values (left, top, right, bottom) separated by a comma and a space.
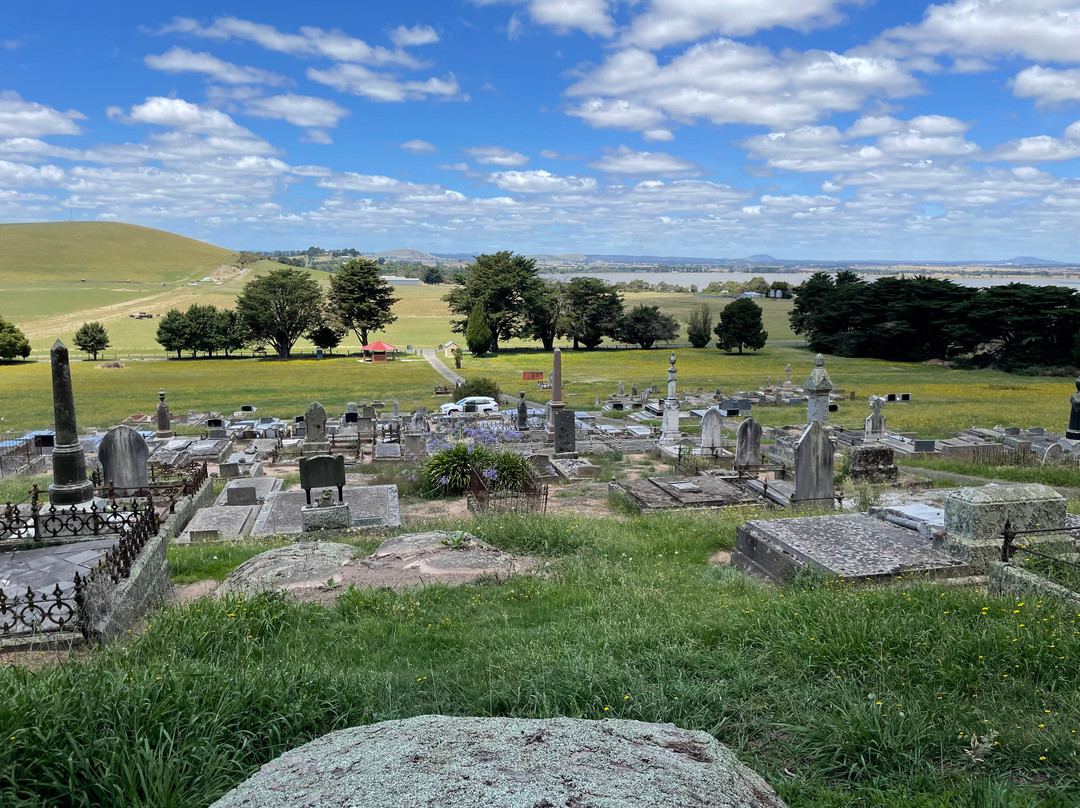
303, 401, 330, 454
48, 341, 96, 506
344, 411, 359, 424
98, 424, 150, 489
631, 382, 637, 397
363, 405, 376, 420
660, 352, 681, 445
849, 444, 897, 483
865, 396, 886, 438
517, 390, 528, 431
699, 407, 723, 455
792, 420, 834, 508
227, 486, 258, 506
155, 389, 173, 439
298, 454, 345, 504
210, 428, 227, 439
219, 462, 240, 479
345, 402, 359, 414
408, 407, 428, 434
207, 417, 224, 429
403, 433, 427, 458
617, 381, 625, 396
735, 417, 763, 470
554, 409, 576, 455
805, 354, 834, 425
1067, 380, 1080, 440
374, 442, 403, 460
782, 363, 793, 391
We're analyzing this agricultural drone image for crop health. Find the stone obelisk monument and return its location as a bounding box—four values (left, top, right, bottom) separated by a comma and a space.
659, 352, 681, 445
155, 389, 174, 439
49, 340, 96, 506
546, 347, 564, 439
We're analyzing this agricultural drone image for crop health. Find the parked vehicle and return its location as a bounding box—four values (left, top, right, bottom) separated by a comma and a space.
440, 396, 500, 415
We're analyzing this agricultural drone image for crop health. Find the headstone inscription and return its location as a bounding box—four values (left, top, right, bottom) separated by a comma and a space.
793, 420, 834, 508
299, 454, 346, 505
98, 424, 150, 489
734, 417, 763, 469
554, 409, 576, 455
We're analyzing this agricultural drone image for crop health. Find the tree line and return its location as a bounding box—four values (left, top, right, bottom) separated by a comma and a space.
155, 259, 399, 358
790, 271, 1080, 370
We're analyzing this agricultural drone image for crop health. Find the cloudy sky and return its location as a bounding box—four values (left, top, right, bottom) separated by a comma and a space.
4, 1, 1080, 260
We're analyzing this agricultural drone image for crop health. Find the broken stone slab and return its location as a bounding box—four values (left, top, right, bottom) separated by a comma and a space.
221, 531, 542, 596
300, 502, 351, 532
208, 715, 787, 808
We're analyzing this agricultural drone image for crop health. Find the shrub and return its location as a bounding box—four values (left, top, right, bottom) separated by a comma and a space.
454, 376, 501, 400
421, 444, 532, 497
465, 303, 492, 356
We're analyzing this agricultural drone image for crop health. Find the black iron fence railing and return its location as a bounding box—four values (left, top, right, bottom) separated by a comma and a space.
469, 467, 548, 514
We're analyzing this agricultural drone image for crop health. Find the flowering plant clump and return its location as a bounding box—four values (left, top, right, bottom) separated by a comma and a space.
420, 442, 533, 497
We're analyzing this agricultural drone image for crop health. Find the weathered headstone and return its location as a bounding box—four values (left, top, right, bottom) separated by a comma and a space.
48, 340, 95, 506
735, 417, 763, 469
864, 396, 886, 438
547, 347, 564, 436
617, 381, 625, 396
344, 411, 359, 424
805, 354, 833, 425
298, 453, 345, 504
1067, 379, 1080, 440
226, 486, 258, 506
98, 424, 150, 489
554, 409, 576, 455
848, 444, 897, 483
517, 390, 528, 431
631, 382, 638, 397
793, 420, 834, 508
660, 352, 681, 445
345, 402, 359, 414
699, 407, 723, 455
303, 401, 330, 454
783, 363, 793, 391
155, 389, 173, 439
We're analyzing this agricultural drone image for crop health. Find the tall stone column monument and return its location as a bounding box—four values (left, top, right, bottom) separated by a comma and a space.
660, 352, 681, 445
805, 353, 833, 425
48, 340, 96, 506
156, 389, 174, 439
546, 347, 564, 439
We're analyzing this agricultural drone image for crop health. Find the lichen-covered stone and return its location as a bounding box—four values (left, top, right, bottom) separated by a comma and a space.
219, 542, 357, 595
209, 715, 787, 808
300, 502, 351, 532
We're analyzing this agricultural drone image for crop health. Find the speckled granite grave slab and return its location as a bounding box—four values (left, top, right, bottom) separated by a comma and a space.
733, 513, 970, 583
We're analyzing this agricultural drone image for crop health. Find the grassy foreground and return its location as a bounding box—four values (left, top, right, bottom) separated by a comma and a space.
2, 511, 1079, 807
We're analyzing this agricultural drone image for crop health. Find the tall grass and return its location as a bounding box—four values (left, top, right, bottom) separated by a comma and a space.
3, 511, 1079, 807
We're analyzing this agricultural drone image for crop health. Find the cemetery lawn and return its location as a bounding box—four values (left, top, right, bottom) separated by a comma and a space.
898, 457, 1080, 490
0, 356, 442, 433
3, 510, 1079, 808
461, 345, 1079, 439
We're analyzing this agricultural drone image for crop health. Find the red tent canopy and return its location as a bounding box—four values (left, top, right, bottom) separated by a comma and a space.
362, 341, 397, 352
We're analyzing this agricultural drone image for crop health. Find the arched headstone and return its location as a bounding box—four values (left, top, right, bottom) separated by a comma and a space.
735, 417, 762, 469
793, 421, 834, 508
700, 407, 723, 454
98, 424, 150, 489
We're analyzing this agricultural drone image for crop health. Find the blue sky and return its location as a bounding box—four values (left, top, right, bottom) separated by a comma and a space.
4, 0, 1080, 260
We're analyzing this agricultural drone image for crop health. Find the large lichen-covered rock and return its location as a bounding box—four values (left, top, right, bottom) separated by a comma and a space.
209, 715, 787, 808
218, 541, 357, 595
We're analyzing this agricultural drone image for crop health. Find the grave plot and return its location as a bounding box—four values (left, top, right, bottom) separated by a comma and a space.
251, 485, 401, 536
612, 475, 756, 512
732, 513, 971, 583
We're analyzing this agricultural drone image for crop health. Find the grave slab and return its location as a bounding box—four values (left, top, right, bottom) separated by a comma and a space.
614, 476, 755, 511
252, 486, 401, 536
215, 477, 282, 506
733, 513, 970, 583
177, 505, 258, 545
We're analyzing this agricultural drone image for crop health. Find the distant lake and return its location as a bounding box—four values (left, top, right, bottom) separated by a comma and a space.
538, 270, 1080, 290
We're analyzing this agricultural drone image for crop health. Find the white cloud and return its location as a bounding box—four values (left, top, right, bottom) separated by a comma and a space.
992, 121, 1080, 162
314, 172, 441, 195
642, 129, 674, 142
877, 0, 1080, 65
539, 149, 583, 160
108, 97, 254, 137
243, 94, 349, 128
471, 0, 615, 37
589, 147, 701, 176
144, 47, 289, 86
1012, 65, 1080, 105
160, 16, 423, 67
401, 139, 437, 153
388, 25, 439, 47
0, 92, 85, 138
301, 129, 334, 145
568, 98, 666, 130
623, 0, 866, 50
565, 40, 919, 133
464, 145, 529, 166
306, 64, 461, 102
490, 169, 597, 193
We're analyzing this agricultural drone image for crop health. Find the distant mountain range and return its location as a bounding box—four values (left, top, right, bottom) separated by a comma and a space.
367, 248, 1074, 268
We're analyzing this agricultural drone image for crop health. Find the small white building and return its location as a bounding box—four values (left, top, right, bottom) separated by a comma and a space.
444, 341, 459, 358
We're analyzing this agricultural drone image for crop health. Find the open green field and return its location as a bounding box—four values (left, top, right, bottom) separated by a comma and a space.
3, 511, 1078, 807
0, 356, 442, 432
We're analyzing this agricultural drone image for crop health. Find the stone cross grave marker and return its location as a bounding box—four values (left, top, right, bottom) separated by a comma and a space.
299, 454, 346, 505
699, 407, 723, 455
98, 424, 150, 490
735, 417, 763, 469
793, 420, 834, 508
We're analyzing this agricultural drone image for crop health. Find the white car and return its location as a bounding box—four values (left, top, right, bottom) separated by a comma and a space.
440, 396, 500, 415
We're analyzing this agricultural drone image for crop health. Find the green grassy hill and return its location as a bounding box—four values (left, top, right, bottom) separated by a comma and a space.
0, 221, 232, 283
